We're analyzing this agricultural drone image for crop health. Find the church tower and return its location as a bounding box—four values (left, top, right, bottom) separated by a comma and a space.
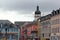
35, 5, 41, 21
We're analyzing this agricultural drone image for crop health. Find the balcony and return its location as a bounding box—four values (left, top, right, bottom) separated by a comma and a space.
31, 31, 38, 33
1, 28, 19, 34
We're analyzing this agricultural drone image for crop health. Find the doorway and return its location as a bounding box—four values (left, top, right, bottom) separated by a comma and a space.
46, 38, 50, 40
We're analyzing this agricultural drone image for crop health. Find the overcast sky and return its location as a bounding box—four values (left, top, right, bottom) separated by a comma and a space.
0, 0, 60, 23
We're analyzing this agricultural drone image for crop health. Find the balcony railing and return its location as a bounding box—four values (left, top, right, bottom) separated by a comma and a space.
1, 28, 19, 34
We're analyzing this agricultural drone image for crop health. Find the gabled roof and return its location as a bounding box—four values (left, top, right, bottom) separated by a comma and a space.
0, 20, 15, 28
0, 20, 12, 24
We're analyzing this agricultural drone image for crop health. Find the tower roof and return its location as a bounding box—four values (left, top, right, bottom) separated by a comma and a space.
35, 5, 41, 14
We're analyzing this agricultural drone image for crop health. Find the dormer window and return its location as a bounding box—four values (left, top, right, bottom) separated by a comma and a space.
52, 10, 56, 16
57, 10, 59, 14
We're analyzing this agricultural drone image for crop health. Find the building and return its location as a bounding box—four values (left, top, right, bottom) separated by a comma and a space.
21, 9, 41, 40
15, 5, 41, 40
50, 9, 60, 40
26, 22, 38, 40
40, 14, 51, 40
19, 22, 38, 40
0, 20, 20, 40
15, 21, 38, 40
35, 5, 41, 21
21, 22, 32, 40
15, 21, 25, 38
35, 5, 41, 40
15, 21, 32, 40
15, 21, 25, 40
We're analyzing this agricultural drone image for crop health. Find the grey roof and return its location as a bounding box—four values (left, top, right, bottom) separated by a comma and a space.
40, 14, 51, 22
0, 20, 14, 28
51, 9, 60, 16
15, 21, 33, 27
0, 20, 12, 24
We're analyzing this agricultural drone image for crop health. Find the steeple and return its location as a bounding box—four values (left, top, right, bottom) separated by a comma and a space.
37, 5, 39, 11
34, 5, 41, 21
35, 5, 41, 14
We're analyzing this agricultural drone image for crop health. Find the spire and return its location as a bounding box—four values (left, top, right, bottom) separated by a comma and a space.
37, 5, 39, 10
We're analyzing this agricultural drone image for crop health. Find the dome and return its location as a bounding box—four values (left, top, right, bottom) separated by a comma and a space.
35, 10, 41, 14
35, 5, 41, 14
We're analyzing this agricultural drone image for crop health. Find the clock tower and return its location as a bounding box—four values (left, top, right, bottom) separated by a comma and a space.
35, 5, 41, 21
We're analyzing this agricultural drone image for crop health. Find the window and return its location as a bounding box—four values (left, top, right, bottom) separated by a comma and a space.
49, 33, 50, 37
42, 33, 44, 37
51, 19, 60, 25
51, 36, 57, 40
14, 29, 15, 32
0, 23, 3, 28
57, 27, 59, 33
52, 27, 59, 33
59, 27, 60, 32
56, 19, 59, 24
59, 19, 60, 24
7, 29, 9, 32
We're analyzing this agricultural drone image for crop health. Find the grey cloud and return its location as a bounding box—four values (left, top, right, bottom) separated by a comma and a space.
0, 0, 60, 14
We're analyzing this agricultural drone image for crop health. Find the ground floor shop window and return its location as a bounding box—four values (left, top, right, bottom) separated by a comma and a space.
51, 36, 58, 40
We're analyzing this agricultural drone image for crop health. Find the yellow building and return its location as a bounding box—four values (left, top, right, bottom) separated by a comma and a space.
37, 19, 41, 40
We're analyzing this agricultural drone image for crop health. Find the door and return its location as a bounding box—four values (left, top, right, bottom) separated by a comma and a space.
46, 38, 50, 40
